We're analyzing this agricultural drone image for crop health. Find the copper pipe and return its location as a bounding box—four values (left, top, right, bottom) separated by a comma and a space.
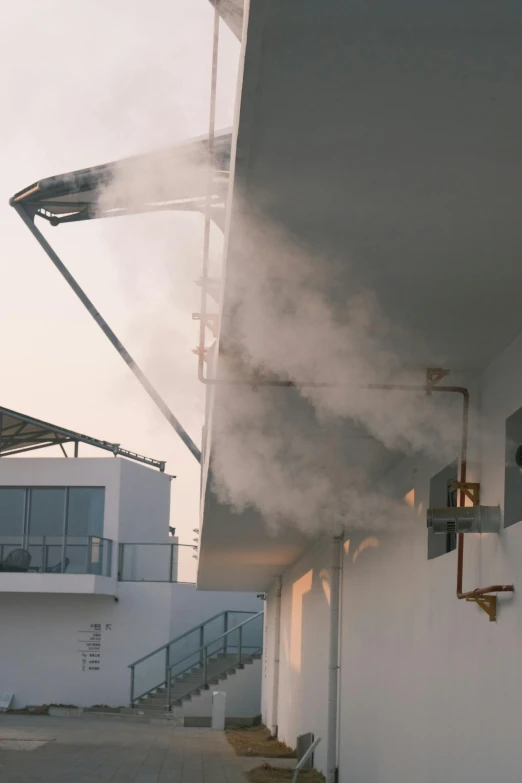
446, 387, 515, 600
459, 585, 514, 598
455, 388, 469, 598
200, 371, 514, 601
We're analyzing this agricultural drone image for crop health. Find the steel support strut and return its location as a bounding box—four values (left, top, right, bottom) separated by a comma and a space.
13, 205, 201, 463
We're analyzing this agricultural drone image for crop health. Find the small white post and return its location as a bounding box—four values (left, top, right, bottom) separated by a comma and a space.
211, 691, 226, 730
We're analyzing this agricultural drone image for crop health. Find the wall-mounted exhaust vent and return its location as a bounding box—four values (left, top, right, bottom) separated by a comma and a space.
427, 506, 501, 535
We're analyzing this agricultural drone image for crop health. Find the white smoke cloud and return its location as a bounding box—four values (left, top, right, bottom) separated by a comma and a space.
96, 146, 463, 536
207, 210, 464, 533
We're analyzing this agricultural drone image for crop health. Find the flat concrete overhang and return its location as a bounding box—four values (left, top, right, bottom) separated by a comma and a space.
198, 0, 522, 591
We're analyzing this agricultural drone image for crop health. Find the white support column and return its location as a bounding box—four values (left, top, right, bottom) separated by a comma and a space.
270, 575, 282, 737
326, 536, 343, 783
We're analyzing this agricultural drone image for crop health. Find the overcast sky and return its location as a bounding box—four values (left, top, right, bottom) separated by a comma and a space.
1, 1, 239, 545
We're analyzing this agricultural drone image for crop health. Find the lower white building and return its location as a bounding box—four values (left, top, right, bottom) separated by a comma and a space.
0, 407, 261, 719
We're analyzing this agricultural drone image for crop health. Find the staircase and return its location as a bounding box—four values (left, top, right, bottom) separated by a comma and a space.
123, 610, 263, 725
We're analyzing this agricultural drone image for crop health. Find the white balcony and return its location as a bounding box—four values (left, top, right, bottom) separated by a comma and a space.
0, 572, 116, 595
0, 535, 116, 595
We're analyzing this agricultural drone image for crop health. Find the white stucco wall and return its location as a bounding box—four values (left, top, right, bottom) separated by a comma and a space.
0, 581, 262, 710
118, 459, 171, 543
181, 657, 262, 720
261, 330, 522, 783
0, 583, 172, 709
263, 538, 330, 770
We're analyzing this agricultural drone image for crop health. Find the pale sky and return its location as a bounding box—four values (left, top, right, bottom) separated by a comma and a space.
1, 1, 239, 546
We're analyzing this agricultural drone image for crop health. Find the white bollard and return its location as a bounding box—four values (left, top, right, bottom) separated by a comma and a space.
211, 691, 226, 730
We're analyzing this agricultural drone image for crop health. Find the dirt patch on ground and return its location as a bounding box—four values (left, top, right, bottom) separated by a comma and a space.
226, 726, 296, 758
246, 763, 325, 783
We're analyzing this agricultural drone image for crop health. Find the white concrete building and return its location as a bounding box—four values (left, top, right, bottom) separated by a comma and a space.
195, 2, 522, 783
0, 407, 262, 720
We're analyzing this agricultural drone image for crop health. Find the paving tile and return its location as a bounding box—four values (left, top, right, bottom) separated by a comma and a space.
0, 716, 249, 783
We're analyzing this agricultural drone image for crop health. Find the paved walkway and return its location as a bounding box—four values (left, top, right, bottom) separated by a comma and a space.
0, 715, 274, 783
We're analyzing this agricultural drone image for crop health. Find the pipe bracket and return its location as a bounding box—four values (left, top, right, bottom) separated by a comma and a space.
466, 594, 497, 622
426, 368, 450, 394
451, 481, 480, 506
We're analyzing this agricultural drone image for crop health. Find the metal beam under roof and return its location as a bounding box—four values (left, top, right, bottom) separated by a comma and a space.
0, 406, 167, 473
10, 130, 231, 230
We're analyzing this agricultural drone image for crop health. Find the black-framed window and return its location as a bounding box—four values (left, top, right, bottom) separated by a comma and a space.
0, 487, 105, 539
505, 407, 522, 527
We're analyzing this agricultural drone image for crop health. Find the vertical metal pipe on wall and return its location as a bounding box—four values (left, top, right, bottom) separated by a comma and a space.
270, 576, 282, 737
326, 536, 343, 783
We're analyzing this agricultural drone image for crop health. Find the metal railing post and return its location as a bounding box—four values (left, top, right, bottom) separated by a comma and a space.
224, 611, 228, 655
165, 645, 170, 693
124, 611, 263, 706
107, 539, 113, 577
200, 624, 205, 667
118, 543, 124, 580
42, 536, 48, 573
62, 489, 69, 572
130, 666, 135, 708
87, 536, 93, 574
169, 544, 174, 582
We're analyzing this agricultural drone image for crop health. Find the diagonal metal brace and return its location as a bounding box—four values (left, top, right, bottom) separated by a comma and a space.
426, 367, 450, 394
12, 205, 202, 464
192, 312, 219, 337
450, 481, 480, 506
466, 594, 497, 622
192, 346, 209, 364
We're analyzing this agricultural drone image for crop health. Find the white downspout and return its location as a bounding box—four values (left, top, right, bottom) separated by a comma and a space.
326, 536, 343, 783
270, 575, 282, 737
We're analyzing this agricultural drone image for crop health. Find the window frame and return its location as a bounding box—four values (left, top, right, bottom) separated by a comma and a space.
0, 486, 105, 542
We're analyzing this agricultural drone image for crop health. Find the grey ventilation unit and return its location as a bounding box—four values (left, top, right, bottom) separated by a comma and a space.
427, 506, 501, 535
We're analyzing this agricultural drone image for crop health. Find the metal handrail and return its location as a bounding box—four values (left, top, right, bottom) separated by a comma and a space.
167, 630, 262, 672
166, 610, 264, 710
293, 737, 321, 783
128, 609, 260, 705
127, 610, 255, 668
118, 541, 197, 583
172, 610, 264, 656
